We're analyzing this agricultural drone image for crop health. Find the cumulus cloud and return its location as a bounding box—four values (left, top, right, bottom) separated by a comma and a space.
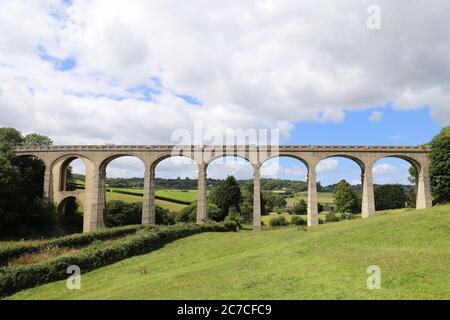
373, 163, 397, 175
369, 111, 383, 122
317, 159, 339, 173
1, 0, 449, 146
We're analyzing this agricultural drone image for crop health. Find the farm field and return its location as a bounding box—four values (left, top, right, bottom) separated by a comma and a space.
284, 191, 334, 206
7, 205, 450, 300
105, 191, 187, 212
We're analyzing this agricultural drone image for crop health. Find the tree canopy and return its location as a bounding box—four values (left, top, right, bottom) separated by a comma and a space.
333, 179, 361, 214
429, 126, 450, 204
374, 184, 408, 211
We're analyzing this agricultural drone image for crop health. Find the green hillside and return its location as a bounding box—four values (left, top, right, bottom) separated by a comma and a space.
7, 205, 450, 300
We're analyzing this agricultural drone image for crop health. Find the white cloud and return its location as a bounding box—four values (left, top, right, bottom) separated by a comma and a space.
317, 159, 339, 173
350, 179, 361, 185
373, 163, 397, 175
369, 111, 383, 122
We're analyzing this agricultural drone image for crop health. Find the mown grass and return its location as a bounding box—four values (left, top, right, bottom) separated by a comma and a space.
7, 205, 450, 300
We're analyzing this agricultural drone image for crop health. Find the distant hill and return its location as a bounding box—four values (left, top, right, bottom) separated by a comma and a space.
72, 174, 413, 192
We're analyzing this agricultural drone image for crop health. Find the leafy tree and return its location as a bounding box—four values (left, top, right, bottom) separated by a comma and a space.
293, 199, 307, 214
429, 126, 450, 204
333, 179, 361, 214
263, 192, 287, 212
0, 128, 58, 237
374, 184, 408, 211
105, 200, 174, 227
209, 175, 242, 221
24, 133, 53, 147
0, 128, 24, 158
408, 166, 417, 185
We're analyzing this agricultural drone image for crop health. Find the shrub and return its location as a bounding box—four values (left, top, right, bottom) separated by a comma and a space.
223, 217, 238, 231
104, 201, 142, 227
341, 213, 357, 220
225, 207, 245, 229
175, 203, 197, 223
269, 215, 288, 227
290, 215, 306, 226
318, 218, 324, 225
293, 199, 307, 214
0, 223, 231, 298
325, 213, 341, 223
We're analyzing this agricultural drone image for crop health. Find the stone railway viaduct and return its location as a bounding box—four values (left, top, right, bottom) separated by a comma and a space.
14, 145, 432, 232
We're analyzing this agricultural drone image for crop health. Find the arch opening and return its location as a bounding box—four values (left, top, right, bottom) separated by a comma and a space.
60, 157, 86, 192
206, 156, 254, 223
260, 156, 312, 222
316, 156, 364, 215
372, 157, 418, 211
57, 196, 84, 234
153, 156, 199, 224
103, 156, 145, 228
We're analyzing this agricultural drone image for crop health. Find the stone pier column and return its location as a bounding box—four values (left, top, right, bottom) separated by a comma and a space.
142, 165, 156, 225
416, 164, 433, 209
43, 165, 52, 205
196, 162, 208, 223
307, 163, 318, 226
253, 164, 261, 231
85, 165, 106, 233
361, 163, 375, 218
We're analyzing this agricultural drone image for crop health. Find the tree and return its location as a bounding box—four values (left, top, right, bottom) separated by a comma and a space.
0, 127, 24, 158
293, 199, 307, 214
408, 166, 418, 185
374, 184, 408, 211
333, 179, 361, 214
0, 127, 56, 237
24, 133, 53, 147
263, 192, 287, 212
429, 126, 450, 204
209, 175, 242, 221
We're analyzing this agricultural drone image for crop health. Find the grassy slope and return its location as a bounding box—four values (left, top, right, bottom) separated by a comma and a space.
8, 205, 450, 300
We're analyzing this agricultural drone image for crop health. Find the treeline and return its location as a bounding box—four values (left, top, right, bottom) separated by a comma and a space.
74, 174, 309, 191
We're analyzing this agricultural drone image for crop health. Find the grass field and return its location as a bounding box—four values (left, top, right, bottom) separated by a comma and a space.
105, 191, 187, 212
7, 205, 450, 300
284, 191, 334, 206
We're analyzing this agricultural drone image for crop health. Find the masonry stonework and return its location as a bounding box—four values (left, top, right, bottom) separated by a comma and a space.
14, 145, 432, 233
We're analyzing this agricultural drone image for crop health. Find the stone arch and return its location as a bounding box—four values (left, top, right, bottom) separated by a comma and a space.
372, 154, 421, 172
57, 195, 85, 233
260, 153, 311, 171
151, 153, 200, 172
371, 154, 425, 210
99, 153, 146, 172
318, 154, 365, 172
317, 152, 368, 217
205, 153, 255, 169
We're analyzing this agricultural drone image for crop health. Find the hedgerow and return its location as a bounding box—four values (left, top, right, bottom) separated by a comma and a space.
0, 222, 231, 298
0, 225, 145, 266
